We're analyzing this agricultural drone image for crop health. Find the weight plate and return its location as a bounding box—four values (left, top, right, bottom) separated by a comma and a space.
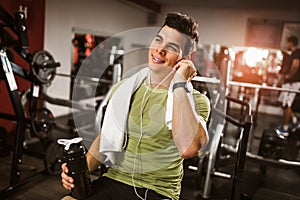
31, 50, 56, 84
31, 108, 55, 139
44, 142, 64, 175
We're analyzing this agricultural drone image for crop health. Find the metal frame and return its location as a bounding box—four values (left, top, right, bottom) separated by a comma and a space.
0, 50, 27, 193
197, 95, 252, 200
192, 55, 300, 200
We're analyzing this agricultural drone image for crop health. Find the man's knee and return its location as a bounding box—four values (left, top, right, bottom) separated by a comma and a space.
61, 195, 76, 200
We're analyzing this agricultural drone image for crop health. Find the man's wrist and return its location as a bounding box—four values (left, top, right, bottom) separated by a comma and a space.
173, 82, 191, 93
173, 75, 187, 82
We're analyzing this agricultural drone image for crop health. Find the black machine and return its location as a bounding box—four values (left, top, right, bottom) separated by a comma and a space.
258, 127, 300, 166
258, 129, 287, 160
0, 4, 61, 196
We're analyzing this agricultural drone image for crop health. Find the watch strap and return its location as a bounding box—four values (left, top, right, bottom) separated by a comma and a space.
173, 82, 189, 92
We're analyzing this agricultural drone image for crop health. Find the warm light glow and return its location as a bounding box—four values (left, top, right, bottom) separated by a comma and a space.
244, 47, 269, 67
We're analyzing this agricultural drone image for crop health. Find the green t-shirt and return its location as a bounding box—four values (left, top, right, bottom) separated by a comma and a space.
103, 81, 210, 200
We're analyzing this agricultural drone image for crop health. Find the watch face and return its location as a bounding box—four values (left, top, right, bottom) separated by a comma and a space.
186, 82, 192, 92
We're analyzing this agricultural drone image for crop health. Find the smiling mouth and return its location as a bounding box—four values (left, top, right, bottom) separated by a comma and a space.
152, 55, 165, 64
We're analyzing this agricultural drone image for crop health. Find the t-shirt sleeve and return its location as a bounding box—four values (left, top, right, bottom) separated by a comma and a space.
192, 90, 211, 123
291, 49, 300, 60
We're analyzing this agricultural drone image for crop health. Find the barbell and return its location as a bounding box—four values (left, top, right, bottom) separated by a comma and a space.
31, 50, 60, 84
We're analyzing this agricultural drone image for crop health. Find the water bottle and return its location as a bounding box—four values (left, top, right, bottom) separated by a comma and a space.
58, 137, 92, 199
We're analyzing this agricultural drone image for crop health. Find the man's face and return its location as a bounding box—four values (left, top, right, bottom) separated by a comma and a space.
148, 25, 188, 72
286, 41, 293, 51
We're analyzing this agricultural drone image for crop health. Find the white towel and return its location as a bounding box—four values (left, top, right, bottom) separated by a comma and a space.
99, 67, 194, 165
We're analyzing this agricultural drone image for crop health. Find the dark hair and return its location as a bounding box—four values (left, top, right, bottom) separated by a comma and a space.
287, 35, 298, 46
162, 12, 199, 56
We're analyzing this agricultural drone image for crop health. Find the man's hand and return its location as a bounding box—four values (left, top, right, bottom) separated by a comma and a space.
61, 163, 74, 191
173, 59, 197, 82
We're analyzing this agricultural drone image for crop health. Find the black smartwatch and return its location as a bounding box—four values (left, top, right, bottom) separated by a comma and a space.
173, 82, 191, 93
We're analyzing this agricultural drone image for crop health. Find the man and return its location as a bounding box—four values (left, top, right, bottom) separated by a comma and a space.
277, 35, 300, 137
61, 12, 210, 200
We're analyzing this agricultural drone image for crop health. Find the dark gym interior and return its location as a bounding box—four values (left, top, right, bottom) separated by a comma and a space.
1, 0, 300, 200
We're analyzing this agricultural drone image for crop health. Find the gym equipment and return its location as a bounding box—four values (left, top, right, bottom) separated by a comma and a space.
189, 56, 300, 199
229, 81, 300, 124
257, 127, 300, 174
258, 128, 287, 160
0, 126, 10, 156
192, 95, 252, 200
0, 48, 27, 190
31, 50, 59, 84
1, 5, 124, 194
44, 141, 64, 175
0, 7, 35, 195
30, 108, 55, 139
0, 5, 63, 196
